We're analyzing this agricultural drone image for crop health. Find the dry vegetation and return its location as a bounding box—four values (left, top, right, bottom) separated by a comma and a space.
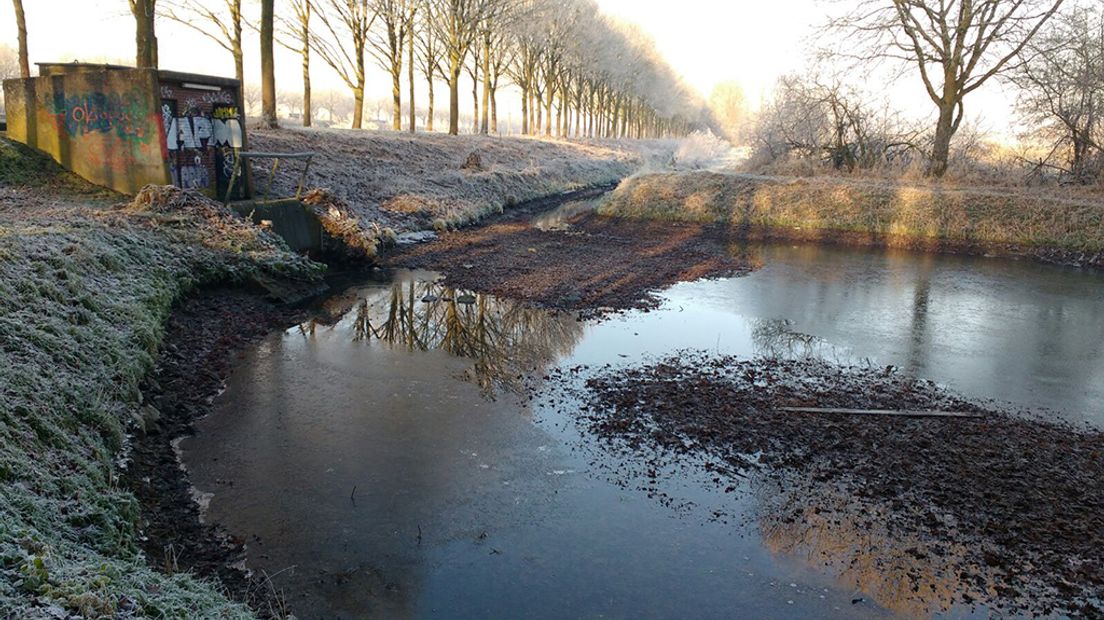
600, 171, 1104, 267
0, 136, 322, 617
248, 126, 674, 232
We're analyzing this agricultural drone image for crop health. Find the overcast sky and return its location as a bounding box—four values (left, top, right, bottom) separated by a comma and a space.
2, 0, 1016, 130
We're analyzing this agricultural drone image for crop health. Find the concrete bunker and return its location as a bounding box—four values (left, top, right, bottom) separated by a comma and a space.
3, 62, 251, 200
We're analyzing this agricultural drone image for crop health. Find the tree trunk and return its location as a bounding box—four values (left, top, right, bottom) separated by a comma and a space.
352, 86, 364, 129
407, 26, 415, 133
930, 103, 955, 178
132, 0, 158, 69
544, 92, 552, 137
301, 40, 311, 126
426, 77, 435, 132
448, 63, 461, 135
490, 86, 498, 134
391, 64, 402, 131
471, 72, 479, 134
233, 48, 244, 90
12, 0, 29, 77
520, 86, 529, 135
480, 34, 491, 134
260, 0, 277, 128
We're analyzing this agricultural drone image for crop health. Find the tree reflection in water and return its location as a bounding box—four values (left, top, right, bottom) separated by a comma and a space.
336, 278, 586, 394
751, 318, 859, 365
755, 475, 989, 617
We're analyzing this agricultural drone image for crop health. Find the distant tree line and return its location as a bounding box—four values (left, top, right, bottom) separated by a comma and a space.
0, 0, 695, 138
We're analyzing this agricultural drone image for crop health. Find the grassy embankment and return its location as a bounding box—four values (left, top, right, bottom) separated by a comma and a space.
0, 137, 323, 618
250, 127, 675, 233
600, 171, 1104, 265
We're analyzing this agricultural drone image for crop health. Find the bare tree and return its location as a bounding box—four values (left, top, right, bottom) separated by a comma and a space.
414, 5, 444, 131
0, 45, 19, 80
274, 0, 314, 127
826, 0, 1065, 177
709, 81, 749, 142
261, 0, 277, 128
243, 82, 262, 116
750, 73, 923, 170
426, 0, 510, 135
129, 0, 159, 68
161, 0, 245, 83
1012, 4, 1104, 181
368, 0, 416, 130
11, 0, 29, 77
311, 0, 375, 129
406, 1, 417, 132
278, 90, 305, 117
317, 88, 354, 123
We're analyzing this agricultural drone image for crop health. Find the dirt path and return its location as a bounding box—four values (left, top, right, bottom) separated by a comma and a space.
387, 202, 755, 317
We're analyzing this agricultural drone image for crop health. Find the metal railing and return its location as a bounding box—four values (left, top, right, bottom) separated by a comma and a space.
223, 150, 316, 204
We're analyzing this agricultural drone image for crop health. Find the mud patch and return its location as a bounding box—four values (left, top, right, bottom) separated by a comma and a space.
389, 211, 756, 317
541, 354, 1104, 617
123, 290, 305, 616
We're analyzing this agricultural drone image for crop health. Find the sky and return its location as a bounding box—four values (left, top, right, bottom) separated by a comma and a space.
1, 0, 1017, 130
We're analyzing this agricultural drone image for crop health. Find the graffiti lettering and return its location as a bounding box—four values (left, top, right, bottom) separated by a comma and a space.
179, 164, 211, 189
212, 106, 240, 120
163, 116, 242, 151
49, 91, 153, 143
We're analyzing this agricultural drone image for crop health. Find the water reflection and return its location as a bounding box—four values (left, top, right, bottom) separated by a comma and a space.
750, 318, 852, 362
302, 275, 585, 394
756, 475, 988, 618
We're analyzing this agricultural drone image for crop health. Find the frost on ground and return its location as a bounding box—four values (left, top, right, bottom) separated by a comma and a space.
248, 127, 676, 234
0, 138, 322, 618
670, 130, 734, 171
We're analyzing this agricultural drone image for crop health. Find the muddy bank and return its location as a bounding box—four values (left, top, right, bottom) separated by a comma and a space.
601, 171, 1104, 270
123, 290, 306, 616
388, 209, 756, 317
541, 354, 1104, 617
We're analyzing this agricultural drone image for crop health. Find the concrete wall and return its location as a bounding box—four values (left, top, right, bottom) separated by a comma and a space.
3, 68, 170, 194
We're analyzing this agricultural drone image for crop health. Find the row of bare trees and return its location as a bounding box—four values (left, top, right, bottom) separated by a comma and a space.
138, 0, 700, 137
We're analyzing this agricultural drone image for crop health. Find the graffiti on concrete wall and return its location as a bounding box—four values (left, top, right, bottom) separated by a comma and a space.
179, 156, 211, 189
160, 99, 244, 198
162, 106, 242, 151
48, 91, 155, 143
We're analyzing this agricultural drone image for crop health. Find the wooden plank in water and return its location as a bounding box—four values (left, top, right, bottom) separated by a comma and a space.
779, 407, 984, 419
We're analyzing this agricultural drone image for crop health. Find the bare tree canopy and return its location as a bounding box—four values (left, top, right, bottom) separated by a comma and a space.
365, 0, 419, 130
160, 0, 245, 83
272, 0, 314, 127
825, 0, 1065, 177
1012, 4, 1104, 181
310, 0, 376, 129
